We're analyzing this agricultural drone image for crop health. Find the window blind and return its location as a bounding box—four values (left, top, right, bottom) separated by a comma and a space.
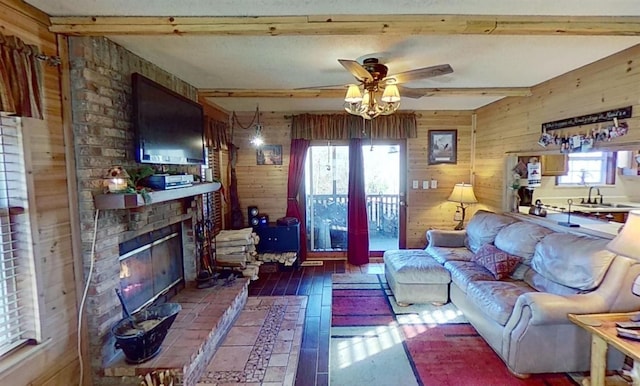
0, 115, 37, 357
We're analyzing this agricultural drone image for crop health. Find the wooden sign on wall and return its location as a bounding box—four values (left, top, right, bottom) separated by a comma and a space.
541, 106, 632, 132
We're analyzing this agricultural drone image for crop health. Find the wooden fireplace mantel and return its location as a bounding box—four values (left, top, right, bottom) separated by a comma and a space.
94, 182, 221, 210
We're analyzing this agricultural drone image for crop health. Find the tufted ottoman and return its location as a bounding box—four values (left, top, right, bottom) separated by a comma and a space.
384, 250, 451, 306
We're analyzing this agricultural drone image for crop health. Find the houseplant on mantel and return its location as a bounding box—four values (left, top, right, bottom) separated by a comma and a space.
103, 165, 154, 204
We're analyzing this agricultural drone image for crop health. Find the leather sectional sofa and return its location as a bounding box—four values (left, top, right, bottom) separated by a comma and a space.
384, 210, 640, 376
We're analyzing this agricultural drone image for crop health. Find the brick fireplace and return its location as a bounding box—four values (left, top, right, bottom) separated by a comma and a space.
67, 36, 218, 384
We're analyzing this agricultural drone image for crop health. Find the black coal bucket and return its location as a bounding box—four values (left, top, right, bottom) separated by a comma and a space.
112, 294, 181, 364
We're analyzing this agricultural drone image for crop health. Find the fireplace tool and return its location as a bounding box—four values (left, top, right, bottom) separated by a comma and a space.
112, 289, 181, 364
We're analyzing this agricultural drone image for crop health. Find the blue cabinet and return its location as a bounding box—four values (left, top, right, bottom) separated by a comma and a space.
255, 223, 300, 254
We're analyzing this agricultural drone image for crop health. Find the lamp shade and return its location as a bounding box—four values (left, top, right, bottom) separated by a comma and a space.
447, 183, 478, 204
607, 210, 640, 260
344, 84, 363, 103
381, 84, 401, 103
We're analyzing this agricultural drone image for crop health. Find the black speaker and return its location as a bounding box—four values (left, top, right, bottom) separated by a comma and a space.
248, 206, 259, 227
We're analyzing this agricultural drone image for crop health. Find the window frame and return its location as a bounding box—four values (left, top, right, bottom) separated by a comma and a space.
557, 151, 617, 186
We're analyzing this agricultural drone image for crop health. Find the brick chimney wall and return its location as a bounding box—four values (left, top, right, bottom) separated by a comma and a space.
68, 36, 202, 382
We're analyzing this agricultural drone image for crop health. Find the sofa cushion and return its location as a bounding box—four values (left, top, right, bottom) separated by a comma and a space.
465, 210, 518, 253
466, 280, 536, 326
383, 250, 451, 284
426, 246, 474, 265
471, 243, 521, 280
444, 260, 495, 293
494, 222, 553, 267
531, 233, 615, 291
523, 269, 582, 296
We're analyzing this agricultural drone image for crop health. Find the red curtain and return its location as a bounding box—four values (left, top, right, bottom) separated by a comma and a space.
285, 138, 310, 262
347, 139, 369, 265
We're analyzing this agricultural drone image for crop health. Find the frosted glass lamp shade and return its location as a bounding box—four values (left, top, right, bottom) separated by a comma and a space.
344, 85, 363, 103
381, 84, 401, 103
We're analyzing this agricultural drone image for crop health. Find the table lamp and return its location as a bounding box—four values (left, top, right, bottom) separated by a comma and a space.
448, 183, 478, 230
606, 210, 640, 321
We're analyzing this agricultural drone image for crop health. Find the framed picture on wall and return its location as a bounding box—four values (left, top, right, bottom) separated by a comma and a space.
257, 144, 283, 165
428, 130, 457, 164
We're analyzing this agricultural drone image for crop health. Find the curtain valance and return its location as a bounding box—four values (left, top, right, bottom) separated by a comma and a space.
204, 117, 229, 150
0, 33, 43, 119
290, 113, 417, 140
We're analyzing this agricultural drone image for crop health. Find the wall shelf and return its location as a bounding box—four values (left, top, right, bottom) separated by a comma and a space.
94, 182, 221, 210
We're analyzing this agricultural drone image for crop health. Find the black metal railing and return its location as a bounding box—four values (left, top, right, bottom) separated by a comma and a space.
305, 194, 399, 249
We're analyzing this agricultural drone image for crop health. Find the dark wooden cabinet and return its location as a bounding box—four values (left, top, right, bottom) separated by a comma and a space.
255, 223, 300, 254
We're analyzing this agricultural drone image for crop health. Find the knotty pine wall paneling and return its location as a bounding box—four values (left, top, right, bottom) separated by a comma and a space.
475, 43, 640, 212
230, 111, 477, 249
232, 111, 291, 225
405, 111, 484, 248
0, 1, 80, 385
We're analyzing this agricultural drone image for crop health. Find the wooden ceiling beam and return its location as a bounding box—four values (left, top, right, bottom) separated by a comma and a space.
49, 14, 640, 36
197, 87, 533, 98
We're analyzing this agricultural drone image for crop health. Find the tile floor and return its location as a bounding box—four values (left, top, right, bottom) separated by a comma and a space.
197, 296, 307, 385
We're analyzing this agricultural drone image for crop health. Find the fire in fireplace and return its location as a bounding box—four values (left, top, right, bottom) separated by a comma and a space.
119, 223, 184, 313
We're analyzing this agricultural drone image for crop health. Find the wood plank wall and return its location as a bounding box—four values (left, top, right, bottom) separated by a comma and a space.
231, 110, 475, 249
475, 43, 640, 212
0, 1, 80, 385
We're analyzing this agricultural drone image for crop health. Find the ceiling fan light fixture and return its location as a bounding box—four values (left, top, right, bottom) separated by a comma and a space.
344, 85, 400, 120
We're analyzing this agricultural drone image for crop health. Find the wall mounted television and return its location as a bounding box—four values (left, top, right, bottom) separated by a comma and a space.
132, 73, 206, 165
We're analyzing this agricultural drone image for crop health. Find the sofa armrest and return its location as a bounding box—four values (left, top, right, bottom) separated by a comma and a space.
512, 292, 607, 326
426, 229, 466, 248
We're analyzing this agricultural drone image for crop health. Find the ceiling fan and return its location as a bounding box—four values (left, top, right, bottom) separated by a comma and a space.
334, 57, 453, 119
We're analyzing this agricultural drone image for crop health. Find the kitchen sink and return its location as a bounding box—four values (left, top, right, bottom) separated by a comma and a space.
574, 203, 637, 209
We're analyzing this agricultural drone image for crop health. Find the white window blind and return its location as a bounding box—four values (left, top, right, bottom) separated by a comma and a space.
0, 116, 37, 357
558, 152, 608, 185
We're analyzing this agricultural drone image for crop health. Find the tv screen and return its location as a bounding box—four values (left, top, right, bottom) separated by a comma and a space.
132, 73, 205, 165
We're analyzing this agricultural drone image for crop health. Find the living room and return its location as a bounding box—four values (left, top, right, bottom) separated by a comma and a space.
1, 1, 640, 385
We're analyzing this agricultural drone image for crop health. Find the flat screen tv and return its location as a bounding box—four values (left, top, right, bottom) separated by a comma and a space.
132, 73, 205, 165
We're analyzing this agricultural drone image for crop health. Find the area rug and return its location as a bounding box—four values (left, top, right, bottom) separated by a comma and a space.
197, 296, 305, 385
329, 273, 607, 386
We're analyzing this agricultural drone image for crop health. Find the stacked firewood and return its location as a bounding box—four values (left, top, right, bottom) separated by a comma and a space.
258, 251, 298, 266
215, 228, 262, 280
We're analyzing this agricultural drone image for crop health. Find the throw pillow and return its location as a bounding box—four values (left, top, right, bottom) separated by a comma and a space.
472, 243, 521, 280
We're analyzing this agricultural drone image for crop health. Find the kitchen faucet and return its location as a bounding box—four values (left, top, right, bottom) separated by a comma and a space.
585, 186, 602, 204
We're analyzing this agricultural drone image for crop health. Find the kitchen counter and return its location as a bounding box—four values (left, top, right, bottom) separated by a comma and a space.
514, 207, 621, 239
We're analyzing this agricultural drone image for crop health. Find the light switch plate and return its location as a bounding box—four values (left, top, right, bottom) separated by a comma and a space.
412, 180, 419, 189
422, 180, 429, 189
431, 179, 438, 189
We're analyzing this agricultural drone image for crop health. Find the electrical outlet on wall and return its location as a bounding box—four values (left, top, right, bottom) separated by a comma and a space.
431, 179, 438, 189
412, 180, 419, 189
422, 180, 429, 189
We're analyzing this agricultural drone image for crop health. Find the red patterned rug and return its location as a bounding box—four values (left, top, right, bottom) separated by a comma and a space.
331, 273, 585, 386
402, 323, 576, 386
332, 287, 395, 326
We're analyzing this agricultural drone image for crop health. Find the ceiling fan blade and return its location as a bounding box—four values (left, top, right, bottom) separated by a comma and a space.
388, 64, 453, 84
397, 86, 427, 99
338, 59, 374, 83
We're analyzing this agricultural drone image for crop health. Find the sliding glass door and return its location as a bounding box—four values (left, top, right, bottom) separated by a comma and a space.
304, 141, 404, 253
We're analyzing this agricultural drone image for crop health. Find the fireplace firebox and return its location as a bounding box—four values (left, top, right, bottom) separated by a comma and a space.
119, 223, 184, 313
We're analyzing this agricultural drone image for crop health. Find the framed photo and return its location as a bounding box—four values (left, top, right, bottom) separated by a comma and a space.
428, 130, 457, 164
257, 144, 283, 165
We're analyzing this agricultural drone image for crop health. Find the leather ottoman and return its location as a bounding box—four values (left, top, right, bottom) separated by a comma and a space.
383, 250, 451, 305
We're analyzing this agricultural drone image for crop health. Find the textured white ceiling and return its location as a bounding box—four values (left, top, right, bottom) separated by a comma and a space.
25, 0, 640, 112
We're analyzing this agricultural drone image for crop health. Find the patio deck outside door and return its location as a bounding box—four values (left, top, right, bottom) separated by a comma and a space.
304, 142, 405, 254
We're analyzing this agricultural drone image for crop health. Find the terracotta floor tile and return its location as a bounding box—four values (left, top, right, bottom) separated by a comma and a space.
207, 346, 254, 371
223, 326, 262, 346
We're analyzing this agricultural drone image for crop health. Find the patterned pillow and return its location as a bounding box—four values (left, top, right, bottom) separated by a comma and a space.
471, 243, 521, 280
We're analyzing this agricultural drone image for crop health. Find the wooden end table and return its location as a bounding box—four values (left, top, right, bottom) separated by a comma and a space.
569, 312, 640, 386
